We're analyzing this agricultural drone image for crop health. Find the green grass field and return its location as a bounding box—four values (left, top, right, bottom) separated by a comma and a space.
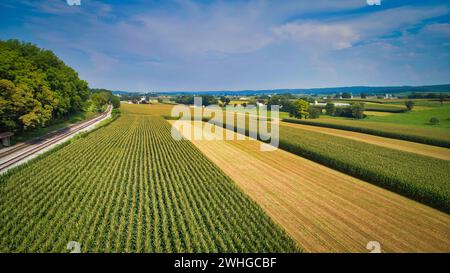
0, 104, 298, 253
365, 104, 450, 128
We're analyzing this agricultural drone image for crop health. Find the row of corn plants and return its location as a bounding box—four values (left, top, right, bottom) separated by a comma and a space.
0, 104, 299, 252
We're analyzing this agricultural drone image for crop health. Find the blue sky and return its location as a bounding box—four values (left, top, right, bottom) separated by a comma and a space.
1, 0, 449, 92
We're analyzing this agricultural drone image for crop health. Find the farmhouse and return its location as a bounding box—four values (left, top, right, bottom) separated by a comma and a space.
138, 96, 148, 104
312, 101, 350, 107
334, 102, 351, 107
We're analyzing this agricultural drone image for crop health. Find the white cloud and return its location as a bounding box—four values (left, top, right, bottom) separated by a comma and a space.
421, 23, 450, 37
350, 5, 449, 39
9, 0, 450, 90
110, 0, 368, 55
18, 0, 111, 17
122, 2, 273, 55
273, 22, 358, 50
272, 5, 449, 51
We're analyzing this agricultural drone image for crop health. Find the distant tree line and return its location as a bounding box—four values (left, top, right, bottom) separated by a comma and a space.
121, 93, 145, 103
408, 92, 448, 100
334, 92, 352, 99
407, 92, 448, 105
324, 102, 365, 119
265, 94, 320, 119
0, 40, 91, 132
174, 95, 217, 106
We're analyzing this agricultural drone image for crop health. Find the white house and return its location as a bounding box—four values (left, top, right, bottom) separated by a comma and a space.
334, 102, 351, 107
312, 100, 350, 107
138, 96, 148, 104
313, 101, 327, 106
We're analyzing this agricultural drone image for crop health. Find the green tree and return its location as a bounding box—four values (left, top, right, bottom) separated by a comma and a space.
429, 117, 439, 125
219, 96, 231, 106
342, 92, 352, 99
0, 40, 90, 132
91, 91, 110, 112
90, 89, 121, 109
294, 99, 309, 119
0, 79, 50, 131
439, 93, 446, 105
200, 95, 217, 106
308, 107, 320, 119
110, 95, 121, 108
405, 100, 415, 111
351, 103, 365, 119
325, 103, 335, 116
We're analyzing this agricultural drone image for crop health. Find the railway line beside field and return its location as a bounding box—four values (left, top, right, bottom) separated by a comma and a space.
0, 106, 112, 174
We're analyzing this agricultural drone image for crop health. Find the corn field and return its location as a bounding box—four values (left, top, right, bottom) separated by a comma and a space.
0, 104, 299, 252
216, 109, 450, 213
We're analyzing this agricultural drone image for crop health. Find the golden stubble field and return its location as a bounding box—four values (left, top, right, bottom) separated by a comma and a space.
170, 120, 450, 252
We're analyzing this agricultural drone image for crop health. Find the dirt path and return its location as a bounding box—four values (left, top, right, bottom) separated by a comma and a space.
281, 122, 450, 161
170, 120, 450, 252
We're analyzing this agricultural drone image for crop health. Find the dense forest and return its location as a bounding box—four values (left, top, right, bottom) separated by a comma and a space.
0, 40, 115, 133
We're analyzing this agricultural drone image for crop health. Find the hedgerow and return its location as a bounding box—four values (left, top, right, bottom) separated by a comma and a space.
364, 107, 407, 113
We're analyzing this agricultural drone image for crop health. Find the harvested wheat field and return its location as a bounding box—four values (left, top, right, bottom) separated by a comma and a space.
170, 120, 450, 253
281, 122, 450, 161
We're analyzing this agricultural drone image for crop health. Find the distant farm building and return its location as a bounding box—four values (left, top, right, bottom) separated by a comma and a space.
334, 102, 351, 107
313, 101, 327, 107
312, 101, 350, 107
0, 132, 13, 147
138, 96, 148, 104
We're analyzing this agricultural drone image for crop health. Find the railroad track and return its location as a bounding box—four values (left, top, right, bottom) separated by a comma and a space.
0, 114, 101, 158
0, 106, 111, 172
